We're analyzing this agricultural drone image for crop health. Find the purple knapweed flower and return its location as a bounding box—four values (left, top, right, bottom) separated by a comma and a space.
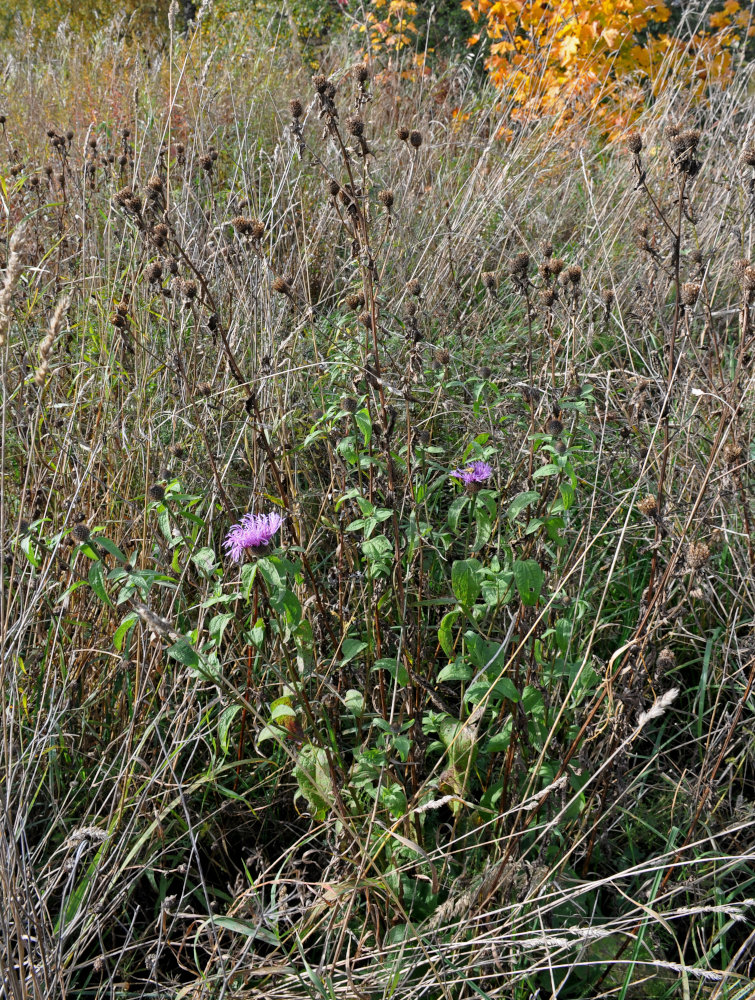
451, 460, 493, 486
223, 511, 283, 562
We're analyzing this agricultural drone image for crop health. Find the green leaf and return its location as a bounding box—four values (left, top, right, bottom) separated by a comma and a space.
507, 490, 540, 521
473, 505, 493, 551
209, 613, 235, 646
167, 638, 200, 669
447, 496, 468, 532
293, 745, 334, 821
362, 534, 392, 560
113, 611, 139, 651
341, 637, 368, 664
513, 559, 543, 606
452, 559, 482, 607
438, 659, 473, 683
374, 657, 409, 686
438, 610, 460, 658
96, 536, 128, 563
192, 546, 218, 576
555, 618, 571, 653
212, 915, 279, 947
88, 561, 113, 607
344, 689, 365, 715
218, 705, 241, 755
533, 463, 560, 479
354, 408, 372, 446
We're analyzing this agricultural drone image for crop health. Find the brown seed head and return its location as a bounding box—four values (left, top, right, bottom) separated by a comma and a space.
163, 255, 179, 275
328, 179, 341, 197
627, 131, 643, 154
181, 279, 198, 301
723, 440, 744, 466
145, 260, 163, 283
378, 189, 394, 209
435, 347, 450, 365
545, 417, 563, 437
657, 648, 676, 672
742, 147, 755, 168
547, 257, 565, 277
72, 524, 91, 543
345, 115, 364, 137
637, 494, 657, 517
199, 153, 213, 171
686, 540, 710, 570
149, 484, 166, 502
289, 98, 303, 119
409, 130, 423, 148
345, 291, 365, 310
396, 126, 410, 141
147, 174, 164, 196
354, 63, 370, 84
272, 276, 291, 296
482, 271, 497, 290
566, 264, 582, 284
680, 282, 700, 306
406, 278, 422, 296
540, 287, 556, 307
312, 74, 329, 93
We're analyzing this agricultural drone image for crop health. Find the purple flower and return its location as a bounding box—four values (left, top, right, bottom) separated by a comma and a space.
451, 460, 493, 486
223, 511, 283, 562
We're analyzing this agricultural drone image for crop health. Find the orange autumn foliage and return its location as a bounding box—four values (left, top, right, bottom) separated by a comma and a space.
461, 0, 755, 134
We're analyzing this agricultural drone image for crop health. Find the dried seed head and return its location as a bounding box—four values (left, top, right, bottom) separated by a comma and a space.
554, 439, 567, 455
353, 63, 370, 84
151, 222, 168, 247
509, 252, 530, 277
345, 291, 365, 310
409, 130, 423, 149
540, 240, 554, 259
272, 276, 291, 296
539, 287, 556, 307
341, 396, 358, 413
547, 257, 565, 277
197, 381, 213, 397
328, 179, 341, 198
180, 278, 198, 301
601, 288, 615, 306
396, 126, 410, 141
147, 174, 164, 196
627, 132, 643, 154
406, 278, 422, 296
358, 310, 372, 328
566, 264, 582, 284
312, 74, 329, 93
145, 260, 163, 283
680, 282, 700, 306
742, 147, 755, 168
545, 417, 563, 437
479, 365, 492, 379
404, 300, 417, 317
199, 153, 213, 172
744, 266, 755, 292
163, 255, 179, 275
435, 347, 450, 365
482, 271, 497, 290
345, 115, 364, 137
72, 523, 91, 543
686, 540, 710, 570
289, 98, 303, 119
149, 484, 166, 502
232, 215, 254, 235
723, 440, 744, 465
378, 189, 394, 209
657, 648, 676, 672
637, 495, 657, 517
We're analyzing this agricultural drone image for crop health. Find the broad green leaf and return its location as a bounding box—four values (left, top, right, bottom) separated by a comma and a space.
452, 559, 482, 607
438, 610, 460, 658
341, 638, 368, 664
192, 547, 217, 575
88, 561, 113, 607
113, 611, 139, 651
507, 490, 540, 521
354, 408, 372, 446
209, 612, 235, 646
513, 559, 543, 606
438, 659, 473, 683
218, 705, 240, 755
96, 536, 128, 563
374, 657, 409, 685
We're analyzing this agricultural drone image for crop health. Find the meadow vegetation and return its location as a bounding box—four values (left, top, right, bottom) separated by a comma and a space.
2, 3, 755, 998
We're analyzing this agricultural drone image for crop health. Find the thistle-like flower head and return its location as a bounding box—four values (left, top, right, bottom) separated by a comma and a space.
451, 460, 493, 486
223, 511, 283, 562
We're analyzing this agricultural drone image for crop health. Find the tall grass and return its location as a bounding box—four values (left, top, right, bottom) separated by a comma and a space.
1, 8, 755, 1000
